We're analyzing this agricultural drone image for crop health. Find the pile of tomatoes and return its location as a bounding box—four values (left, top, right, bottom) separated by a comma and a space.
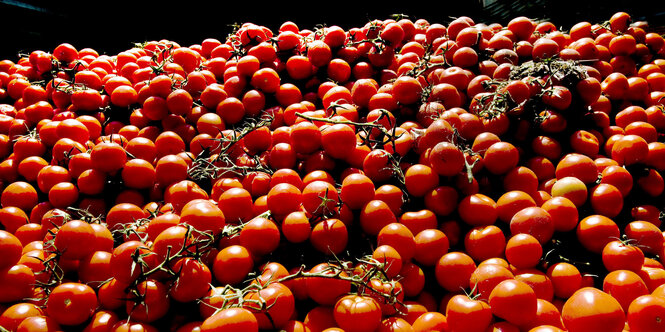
1, 10, 665, 332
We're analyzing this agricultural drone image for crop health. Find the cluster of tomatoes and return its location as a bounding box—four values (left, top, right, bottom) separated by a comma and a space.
0, 9, 665, 332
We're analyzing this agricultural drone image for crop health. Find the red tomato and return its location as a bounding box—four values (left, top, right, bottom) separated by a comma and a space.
333, 294, 383, 332
46, 282, 97, 326
561, 287, 625, 332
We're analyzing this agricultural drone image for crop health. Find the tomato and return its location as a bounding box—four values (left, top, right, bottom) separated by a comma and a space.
550, 176, 588, 207
301, 180, 337, 217
340, 173, 375, 210
458, 193, 498, 226
506, 233, 543, 269
469, 262, 514, 301
603, 269, 649, 312
547, 262, 583, 299
464, 225, 506, 262
432, 144, 471, 179
435, 251, 476, 292
602, 240, 645, 272
306, 263, 352, 306
243, 282, 295, 330
46, 282, 97, 326
627, 294, 665, 332
0, 264, 36, 303
561, 287, 625, 332
110, 240, 158, 284
0, 230, 22, 270
16, 315, 63, 332
576, 214, 621, 254
53, 219, 96, 259
200, 307, 258, 332
310, 218, 348, 255
488, 279, 538, 327
625, 220, 664, 255
333, 294, 382, 332
359, 199, 397, 236
236, 217, 280, 257
169, 257, 212, 303
445, 294, 492, 332
179, 198, 225, 235
2, 181, 39, 212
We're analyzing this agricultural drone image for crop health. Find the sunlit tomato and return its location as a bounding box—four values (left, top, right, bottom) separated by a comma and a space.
333, 294, 382, 332
561, 287, 625, 332
200, 307, 258, 332
627, 294, 665, 332
243, 282, 295, 330
603, 269, 649, 312
458, 193, 498, 226
489, 279, 538, 327
446, 294, 492, 332
306, 263, 352, 306
435, 251, 476, 292
46, 282, 97, 326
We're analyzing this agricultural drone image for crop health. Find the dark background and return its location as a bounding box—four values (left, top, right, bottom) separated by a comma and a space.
0, 0, 663, 61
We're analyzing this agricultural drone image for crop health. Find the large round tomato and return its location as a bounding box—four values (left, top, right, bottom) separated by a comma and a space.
561, 287, 625, 332
200, 307, 258, 332
46, 282, 98, 326
333, 294, 383, 332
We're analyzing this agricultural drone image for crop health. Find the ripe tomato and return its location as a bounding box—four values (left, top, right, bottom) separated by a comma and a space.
561, 287, 625, 332
435, 251, 476, 292
489, 279, 538, 327
200, 307, 258, 332
603, 269, 649, 312
464, 225, 506, 262
576, 214, 621, 254
458, 193, 498, 226
333, 294, 382, 332
306, 263, 352, 306
53, 219, 95, 260
243, 282, 295, 330
445, 294, 492, 332
505, 233, 543, 269
46, 282, 97, 326
0, 230, 22, 270
340, 173, 375, 210
602, 240, 645, 272
627, 294, 665, 332
239, 217, 280, 257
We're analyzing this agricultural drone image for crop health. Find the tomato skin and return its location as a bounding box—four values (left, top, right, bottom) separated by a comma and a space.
561, 287, 625, 332
333, 294, 383, 332
16, 315, 63, 332
46, 282, 98, 326
169, 257, 212, 303
243, 282, 295, 330
445, 294, 492, 332
305, 263, 351, 306
126, 279, 170, 323
0, 264, 36, 303
603, 269, 649, 312
464, 225, 506, 262
53, 219, 96, 260
505, 233, 543, 269
576, 214, 621, 254
489, 279, 539, 327
627, 294, 665, 332
458, 193, 498, 226
200, 307, 259, 332
435, 251, 476, 292
602, 240, 645, 272
0, 230, 22, 270
239, 217, 280, 257
310, 218, 348, 255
